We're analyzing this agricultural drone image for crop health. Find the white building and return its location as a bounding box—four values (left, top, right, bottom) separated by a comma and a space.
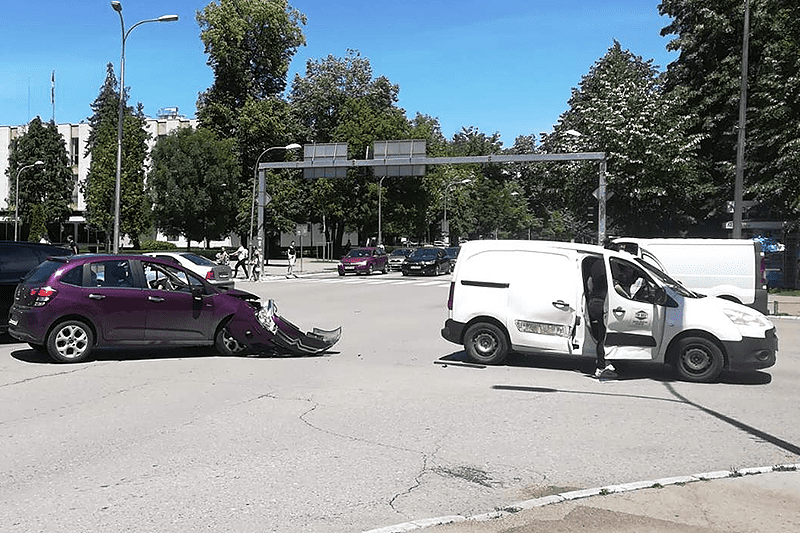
1, 108, 196, 244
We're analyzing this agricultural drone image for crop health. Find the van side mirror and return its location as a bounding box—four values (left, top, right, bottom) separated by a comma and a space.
653, 287, 678, 307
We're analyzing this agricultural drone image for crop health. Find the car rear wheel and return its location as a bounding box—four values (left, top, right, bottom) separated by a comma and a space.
672, 336, 725, 383
47, 320, 93, 363
367, 264, 374, 276
464, 322, 509, 365
215, 327, 247, 356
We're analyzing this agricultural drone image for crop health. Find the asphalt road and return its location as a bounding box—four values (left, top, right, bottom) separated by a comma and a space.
1, 271, 798, 533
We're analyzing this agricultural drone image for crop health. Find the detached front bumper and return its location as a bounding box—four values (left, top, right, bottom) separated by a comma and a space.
722, 327, 778, 371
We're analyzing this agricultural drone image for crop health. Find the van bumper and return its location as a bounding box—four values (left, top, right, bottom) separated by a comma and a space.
722, 327, 778, 371
441, 319, 465, 344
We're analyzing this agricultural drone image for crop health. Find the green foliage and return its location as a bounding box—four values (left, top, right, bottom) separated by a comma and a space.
83, 63, 151, 248
6, 117, 74, 239
138, 239, 177, 251
28, 203, 48, 243
149, 127, 241, 247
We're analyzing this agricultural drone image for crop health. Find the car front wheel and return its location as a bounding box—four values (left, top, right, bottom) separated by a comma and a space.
464, 322, 509, 365
47, 320, 93, 363
672, 336, 725, 383
215, 327, 247, 356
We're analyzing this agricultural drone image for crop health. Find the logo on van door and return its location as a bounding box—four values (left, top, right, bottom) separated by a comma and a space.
633, 310, 649, 326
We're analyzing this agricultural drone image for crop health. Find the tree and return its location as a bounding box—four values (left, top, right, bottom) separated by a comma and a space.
659, 0, 800, 222
149, 127, 241, 248
540, 41, 706, 238
83, 63, 150, 249
6, 117, 73, 242
289, 50, 410, 254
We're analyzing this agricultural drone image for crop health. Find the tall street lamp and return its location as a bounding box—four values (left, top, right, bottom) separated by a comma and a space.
110, 1, 177, 253
14, 160, 45, 241
377, 176, 387, 246
443, 178, 471, 245
251, 144, 302, 275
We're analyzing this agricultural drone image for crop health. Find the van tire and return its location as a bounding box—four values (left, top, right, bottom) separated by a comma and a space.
464, 322, 509, 365
672, 336, 724, 383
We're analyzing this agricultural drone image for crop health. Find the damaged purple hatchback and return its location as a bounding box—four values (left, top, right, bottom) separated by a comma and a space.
7, 254, 341, 363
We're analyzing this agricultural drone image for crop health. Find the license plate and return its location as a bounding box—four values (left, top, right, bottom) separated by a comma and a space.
345, 266, 355, 270
411, 265, 421, 269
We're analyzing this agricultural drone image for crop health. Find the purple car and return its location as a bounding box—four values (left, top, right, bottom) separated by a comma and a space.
337, 247, 388, 276
7, 254, 341, 363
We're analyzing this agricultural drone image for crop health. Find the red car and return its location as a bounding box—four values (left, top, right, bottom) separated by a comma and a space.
337, 247, 388, 276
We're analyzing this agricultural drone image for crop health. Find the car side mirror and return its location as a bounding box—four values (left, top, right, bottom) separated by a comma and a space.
653, 286, 678, 307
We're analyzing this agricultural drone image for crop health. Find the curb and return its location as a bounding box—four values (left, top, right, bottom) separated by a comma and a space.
362, 463, 800, 533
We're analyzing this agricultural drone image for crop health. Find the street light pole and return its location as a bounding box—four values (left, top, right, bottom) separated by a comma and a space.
251, 144, 301, 276
110, 1, 177, 253
377, 176, 387, 246
14, 160, 45, 241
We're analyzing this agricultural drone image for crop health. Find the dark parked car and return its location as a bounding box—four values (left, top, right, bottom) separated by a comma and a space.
401, 246, 451, 276
337, 247, 388, 276
387, 248, 414, 271
0, 241, 72, 333
444, 246, 461, 273
7, 254, 340, 363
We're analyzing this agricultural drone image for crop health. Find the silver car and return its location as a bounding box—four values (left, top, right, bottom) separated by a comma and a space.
143, 252, 234, 289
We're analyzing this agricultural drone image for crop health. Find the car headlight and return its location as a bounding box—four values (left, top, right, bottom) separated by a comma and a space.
723, 307, 772, 329
257, 299, 278, 334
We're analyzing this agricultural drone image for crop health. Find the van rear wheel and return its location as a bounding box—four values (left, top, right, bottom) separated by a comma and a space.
672, 336, 724, 383
464, 322, 508, 365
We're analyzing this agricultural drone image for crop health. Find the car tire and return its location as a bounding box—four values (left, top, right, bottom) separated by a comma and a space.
671, 336, 725, 383
215, 327, 247, 356
367, 264, 374, 276
338, 270, 345, 276
47, 320, 93, 363
464, 322, 509, 365
401, 270, 407, 276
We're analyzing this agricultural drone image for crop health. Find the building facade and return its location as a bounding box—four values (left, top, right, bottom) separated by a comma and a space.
1, 108, 196, 245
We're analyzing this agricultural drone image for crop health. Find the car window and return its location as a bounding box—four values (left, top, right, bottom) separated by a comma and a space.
182, 253, 216, 266
22, 259, 64, 285
60, 265, 83, 287
143, 261, 204, 293
90, 260, 135, 288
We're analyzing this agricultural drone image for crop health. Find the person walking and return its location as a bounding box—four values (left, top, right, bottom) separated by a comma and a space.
286, 240, 297, 278
233, 244, 249, 279
66, 235, 79, 255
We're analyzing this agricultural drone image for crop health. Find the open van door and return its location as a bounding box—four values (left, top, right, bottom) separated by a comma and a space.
604, 257, 666, 360
506, 249, 581, 355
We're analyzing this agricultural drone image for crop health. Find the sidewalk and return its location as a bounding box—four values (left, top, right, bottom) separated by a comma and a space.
368, 465, 800, 533
231, 258, 338, 281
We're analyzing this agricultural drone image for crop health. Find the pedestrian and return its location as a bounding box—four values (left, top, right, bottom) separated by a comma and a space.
586, 257, 617, 380
233, 244, 249, 279
216, 247, 229, 266
286, 240, 297, 278
66, 235, 79, 255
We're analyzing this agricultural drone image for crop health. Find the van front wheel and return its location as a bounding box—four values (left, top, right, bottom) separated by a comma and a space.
464, 322, 508, 365
672, 336, 724, 383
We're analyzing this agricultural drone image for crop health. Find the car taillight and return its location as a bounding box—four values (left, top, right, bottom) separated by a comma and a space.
206, 271, 215, 280
30, 286, 58, 307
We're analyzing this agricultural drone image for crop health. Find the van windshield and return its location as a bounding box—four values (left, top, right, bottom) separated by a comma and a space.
635, 258, 699, 298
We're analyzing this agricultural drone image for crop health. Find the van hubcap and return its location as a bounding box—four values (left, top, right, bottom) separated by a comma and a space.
473, 332, 498, 355
682, 346, 711, 372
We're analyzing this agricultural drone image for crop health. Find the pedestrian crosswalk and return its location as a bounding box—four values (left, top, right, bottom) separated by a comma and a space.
257, 273, 452, 288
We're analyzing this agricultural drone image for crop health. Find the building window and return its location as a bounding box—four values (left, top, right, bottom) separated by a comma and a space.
71, 137, 79, 166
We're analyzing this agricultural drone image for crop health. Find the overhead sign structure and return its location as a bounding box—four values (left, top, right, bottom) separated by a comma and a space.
257, 140, 608, 252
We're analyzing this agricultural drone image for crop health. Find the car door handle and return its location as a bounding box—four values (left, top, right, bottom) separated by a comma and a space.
552, 300, 570, 310
613, 306, 626, 316
88, 293, 106, 300
148, 296, 165, 302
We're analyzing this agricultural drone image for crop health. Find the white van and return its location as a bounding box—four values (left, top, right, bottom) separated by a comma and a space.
441, 240, 777, 383
611, 238, 767, 314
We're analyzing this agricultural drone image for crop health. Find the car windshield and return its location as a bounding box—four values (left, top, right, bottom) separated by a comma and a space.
182, 253, 216, 266
411, 249, 438, 259
346, 249, 372, 258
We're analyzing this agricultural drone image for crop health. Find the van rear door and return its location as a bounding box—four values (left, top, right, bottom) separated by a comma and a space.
506, 249, 580, 355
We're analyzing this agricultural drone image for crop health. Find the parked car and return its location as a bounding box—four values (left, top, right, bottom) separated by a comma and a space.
387, 248, 414, 271
0, 241, 72, 333
401, 246, 451, 276
337, 247, 388, 276
143, 251, 234, 289
444, 246, 461, 273
7, 254, 341, 363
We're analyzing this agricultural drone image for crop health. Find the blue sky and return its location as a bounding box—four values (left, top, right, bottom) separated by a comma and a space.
1, 0, 677, 147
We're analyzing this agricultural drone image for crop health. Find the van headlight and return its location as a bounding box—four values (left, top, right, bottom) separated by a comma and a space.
515, 320, 570, 337
722, 307, 772, 329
